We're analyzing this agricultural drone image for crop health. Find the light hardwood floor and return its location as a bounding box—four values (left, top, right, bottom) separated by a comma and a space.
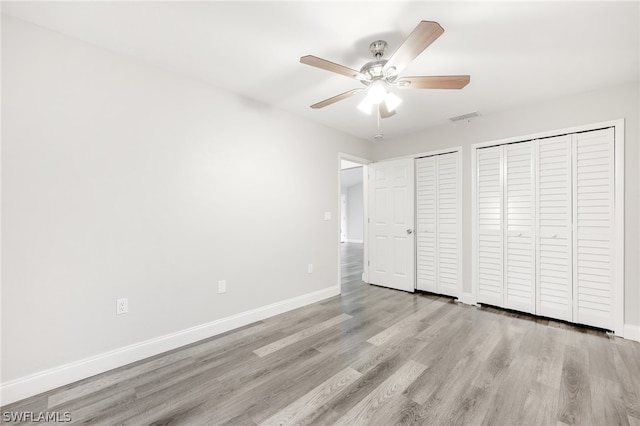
3, 242, 639, 425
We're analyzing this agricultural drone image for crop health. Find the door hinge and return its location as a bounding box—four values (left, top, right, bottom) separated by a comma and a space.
368, 261, 370, 266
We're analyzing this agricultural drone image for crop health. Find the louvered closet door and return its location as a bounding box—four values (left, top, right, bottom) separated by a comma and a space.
416, 156, 437, 292
477, 146, 504, 307
536, 135, 573, 321
416, 152, 460, 297
436, 153, 460, 297
504, 142, 535, 314
573, 128, 615, 330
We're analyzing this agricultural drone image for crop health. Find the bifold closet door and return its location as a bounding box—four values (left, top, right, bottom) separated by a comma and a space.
476, 146, 503, 306
436, 153, 460, 297
416, 156, 437, 292
573, 128, 615, 330
477, 143, 536, 312
504, 142, 536, 314
536, 135, 573, 321
416, 152, 460, 297
475, 127, 619, 331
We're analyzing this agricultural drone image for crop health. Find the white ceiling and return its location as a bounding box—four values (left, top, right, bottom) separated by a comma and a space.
3, 1, 639, 142
341, 160, 362, 170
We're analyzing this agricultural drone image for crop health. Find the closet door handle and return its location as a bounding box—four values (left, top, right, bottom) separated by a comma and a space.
406, 229, 414, 235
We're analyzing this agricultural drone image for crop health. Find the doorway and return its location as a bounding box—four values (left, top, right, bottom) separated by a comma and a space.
338, 154, 369, 293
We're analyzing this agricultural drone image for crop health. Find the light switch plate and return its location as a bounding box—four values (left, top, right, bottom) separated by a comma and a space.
324, 212, 331, 221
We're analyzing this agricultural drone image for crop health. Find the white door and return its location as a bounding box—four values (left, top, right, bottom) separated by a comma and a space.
476, 146, 504, 307
416, 156, 437, 292
474, 125, 622, 333
573, 128, 615, 330
504, 142, 536, 314
368, 158, 415, 292
536, 135, 573, 321
436, 153, 461, 297
416, 152, 461, 297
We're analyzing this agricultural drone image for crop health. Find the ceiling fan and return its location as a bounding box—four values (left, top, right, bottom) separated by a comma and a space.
300, 21, 470, 118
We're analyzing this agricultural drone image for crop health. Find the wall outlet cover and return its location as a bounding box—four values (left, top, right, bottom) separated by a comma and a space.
116, 298, 128, 315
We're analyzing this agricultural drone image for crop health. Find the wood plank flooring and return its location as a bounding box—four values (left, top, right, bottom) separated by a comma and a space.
2, 242, 639, 425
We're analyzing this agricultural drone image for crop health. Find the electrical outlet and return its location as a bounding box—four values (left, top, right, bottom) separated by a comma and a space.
218, 280, 226, 294
116, 298, 128, 315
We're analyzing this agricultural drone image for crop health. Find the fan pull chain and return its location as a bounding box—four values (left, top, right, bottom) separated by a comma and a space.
373, 106, 384, 141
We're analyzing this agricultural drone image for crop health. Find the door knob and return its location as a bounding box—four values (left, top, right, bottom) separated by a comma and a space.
407, 229, 413, 235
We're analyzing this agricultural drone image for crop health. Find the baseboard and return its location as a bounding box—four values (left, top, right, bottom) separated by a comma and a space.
0, 285, 340, 406
459, 295, 640, 343
623, 323, 640, 342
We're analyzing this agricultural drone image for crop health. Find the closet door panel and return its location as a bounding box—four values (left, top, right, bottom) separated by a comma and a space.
504, 142, 535, 314
416, 157, 437, 292
573, 128, 615, 330
436, 153, 460, 297
477, 146, 503, 307
537, 135, 572, 321
474, 126, 620, 331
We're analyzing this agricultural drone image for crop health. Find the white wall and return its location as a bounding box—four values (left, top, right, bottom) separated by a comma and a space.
346, 182, 364, 243
374, 81, 640, 328
1, 15, 372, 396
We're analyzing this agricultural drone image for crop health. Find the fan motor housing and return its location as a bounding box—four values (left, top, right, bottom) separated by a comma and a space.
360, 60, 387, 80
360, 40, 397, 85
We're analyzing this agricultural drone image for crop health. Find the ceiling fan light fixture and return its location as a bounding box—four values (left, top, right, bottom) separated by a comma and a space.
367, 80, 387, 105
358, 80, 388, 115
357, 97, 375, 115
384, 92, 402, 112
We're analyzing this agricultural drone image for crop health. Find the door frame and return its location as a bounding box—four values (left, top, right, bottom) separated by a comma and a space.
340, 193, 347, 243
471, 119, 625, 336
338, 153, 371, 289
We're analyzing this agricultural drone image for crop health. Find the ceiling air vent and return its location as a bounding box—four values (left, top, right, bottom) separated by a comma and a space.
449, 111, 480, 122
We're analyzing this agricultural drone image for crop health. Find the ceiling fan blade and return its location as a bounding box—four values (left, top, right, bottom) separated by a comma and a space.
300, 55, 369, 81
379, 102, 396, 119
310, 89, 363, 109
383, 21, 444, 75
397, 75, 470, 89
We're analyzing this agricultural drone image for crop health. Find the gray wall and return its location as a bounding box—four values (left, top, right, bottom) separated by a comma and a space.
373, 81, 640, 327
1, 16, 372, 382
